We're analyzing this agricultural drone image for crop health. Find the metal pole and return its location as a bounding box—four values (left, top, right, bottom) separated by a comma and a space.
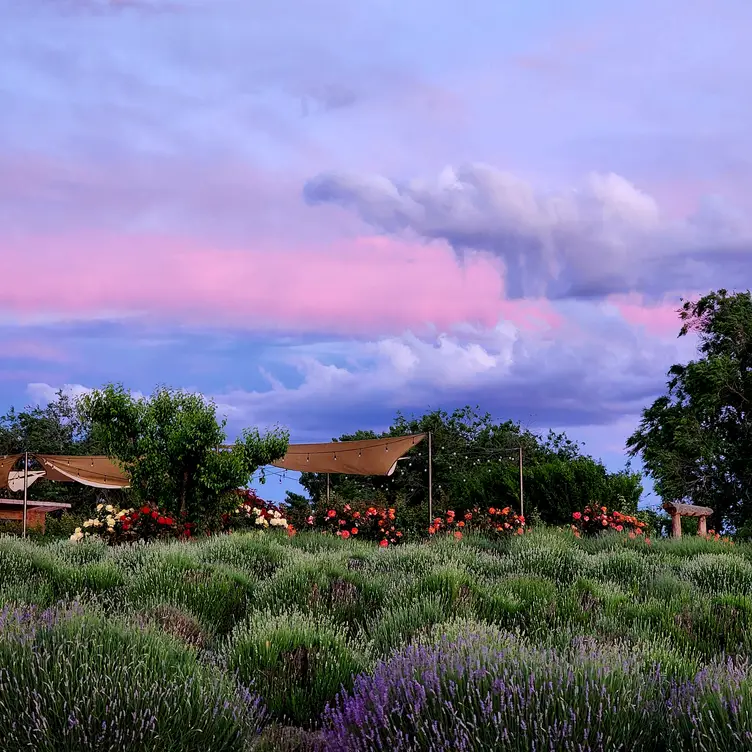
326, 473, 330, 505
518, 446, 524, 520
22, 451, 28, 538
428, 432, 433, 525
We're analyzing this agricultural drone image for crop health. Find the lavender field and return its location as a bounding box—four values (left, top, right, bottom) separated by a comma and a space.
2, 529, 752, 751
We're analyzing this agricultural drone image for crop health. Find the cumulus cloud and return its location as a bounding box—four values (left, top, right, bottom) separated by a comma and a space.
304, 164, 752, 301
207, 310, 695, 441
26, 382, 93, 405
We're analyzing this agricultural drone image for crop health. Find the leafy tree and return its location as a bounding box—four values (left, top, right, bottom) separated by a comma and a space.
627, 289, 752, 530
283, 490, 314, 529
78, 384, 288, 522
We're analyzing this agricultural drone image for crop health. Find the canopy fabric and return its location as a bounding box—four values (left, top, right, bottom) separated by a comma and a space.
7, 470, 45, 492
271, 434, 425, 476
0, 454, 130, 490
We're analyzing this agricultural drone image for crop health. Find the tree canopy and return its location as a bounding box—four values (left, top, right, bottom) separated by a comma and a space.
78, 384, 289, 521
298, 405, 641, 528
627, 289, 752, 531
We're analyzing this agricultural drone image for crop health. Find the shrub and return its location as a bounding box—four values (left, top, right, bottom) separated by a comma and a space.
222, 489, 292, 534
308, 502, 404, 546
226, 610, 365, 727
428, 506, 526, 540
321, 631, 659, 751
69, 501, 190, 544
0, 606, 266, 752
571, 504, 648, 538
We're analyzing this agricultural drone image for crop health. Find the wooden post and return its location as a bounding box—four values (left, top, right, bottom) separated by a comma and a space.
698, 515, 707, 537
671, 512, 682, 538
518, 446, 524, 520
22, 451, 28, 539
428, 432, 433, 526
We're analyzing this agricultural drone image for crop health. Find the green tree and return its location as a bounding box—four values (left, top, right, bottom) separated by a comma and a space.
78, 384, 288, 522
627, 289, 752, 530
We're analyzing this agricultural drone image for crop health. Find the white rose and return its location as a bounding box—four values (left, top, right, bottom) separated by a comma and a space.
96, 504, 104, 512
254, 517, 265, 526
105, 505, 114, 513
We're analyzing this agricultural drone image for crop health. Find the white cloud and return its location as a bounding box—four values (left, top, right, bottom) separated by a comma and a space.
26, 382, 93, 405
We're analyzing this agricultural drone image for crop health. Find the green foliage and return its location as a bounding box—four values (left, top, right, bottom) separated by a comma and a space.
1, 527, 751, 746
628, 289, 752, 530
227, 610, 365, 727
0, 609, 266, 752
78, 384, 288, 522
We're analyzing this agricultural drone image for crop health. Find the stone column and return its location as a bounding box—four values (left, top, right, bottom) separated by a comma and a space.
671, 512, 682, 538
698, 516, 707, 537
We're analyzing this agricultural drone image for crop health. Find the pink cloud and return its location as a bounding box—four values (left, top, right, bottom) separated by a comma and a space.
609, 293, 682, 336
0, 233, 562, 336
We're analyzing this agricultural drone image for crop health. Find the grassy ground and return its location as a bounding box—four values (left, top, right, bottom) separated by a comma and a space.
1, 528, 752, 750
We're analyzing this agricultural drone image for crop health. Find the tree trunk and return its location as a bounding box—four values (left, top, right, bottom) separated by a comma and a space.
180, 470, 188, 517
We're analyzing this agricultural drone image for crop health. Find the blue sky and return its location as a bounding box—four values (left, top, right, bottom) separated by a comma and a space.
2, 0, 750, 504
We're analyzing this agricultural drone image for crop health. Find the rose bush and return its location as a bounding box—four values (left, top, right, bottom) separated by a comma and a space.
570, 504, 648, 538
70, 502, 190, 544
307, 502, 404, 546
222, 489, 293, 535
428, 506, 526, 540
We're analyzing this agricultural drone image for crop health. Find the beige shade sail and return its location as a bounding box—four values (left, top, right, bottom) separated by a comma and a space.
0, 454, 130, 490
270, 434, 426, 476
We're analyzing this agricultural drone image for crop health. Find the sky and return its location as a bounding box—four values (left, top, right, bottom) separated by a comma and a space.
2, 0, 751, 504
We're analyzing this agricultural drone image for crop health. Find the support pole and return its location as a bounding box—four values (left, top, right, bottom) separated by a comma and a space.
518, 446, 524, 520
428, 432, 433, 526
326, 473, 330, 505
671, 512, 682, 538
698, 515, 707, 537
22, 451, 28, 539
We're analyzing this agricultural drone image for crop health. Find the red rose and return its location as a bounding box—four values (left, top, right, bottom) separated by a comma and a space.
573, 512, 582, 520
351, 528, 358, 535
141, 506, 151, 515
151, 511, 159, 520
164, 517, 173, 525
379, 539, 388, 548
327, 509, 336, 518
341, 530, 350, 539
157, 517, 166, 525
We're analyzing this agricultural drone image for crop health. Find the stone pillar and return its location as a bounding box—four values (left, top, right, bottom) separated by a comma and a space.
671, 512, 682, 538
698, 516, 707, 537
